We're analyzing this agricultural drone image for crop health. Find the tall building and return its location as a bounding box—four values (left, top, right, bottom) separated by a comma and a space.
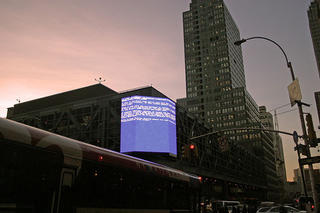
178, 0, 278, 199
308, 0, 320, 136
294, 168, 320, 198
284, 181, 301, 202
259, 106, 287, 185
308, 0, 320, 78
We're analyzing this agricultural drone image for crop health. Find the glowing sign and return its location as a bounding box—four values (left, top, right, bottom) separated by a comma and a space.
120, 96, 177, 156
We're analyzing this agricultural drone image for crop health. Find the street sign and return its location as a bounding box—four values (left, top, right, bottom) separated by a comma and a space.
299, 156, 320, 165
293, 131, 299, 144
288, 79, 302, 107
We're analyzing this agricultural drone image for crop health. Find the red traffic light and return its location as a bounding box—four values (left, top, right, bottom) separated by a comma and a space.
189, 144, 195, 150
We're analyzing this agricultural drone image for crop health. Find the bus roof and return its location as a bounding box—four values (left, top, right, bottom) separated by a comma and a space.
0, 117, 200, 184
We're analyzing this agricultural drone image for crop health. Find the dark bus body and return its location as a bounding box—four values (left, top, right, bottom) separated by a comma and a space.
0, 118, 200, 213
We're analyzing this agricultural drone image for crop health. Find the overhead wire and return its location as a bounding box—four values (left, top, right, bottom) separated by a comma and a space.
267, 103, 291, 112
276, 108, 298, 115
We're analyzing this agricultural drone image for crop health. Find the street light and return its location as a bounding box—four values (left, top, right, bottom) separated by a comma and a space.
234, 36, 318, 211
234, 37, 295, 81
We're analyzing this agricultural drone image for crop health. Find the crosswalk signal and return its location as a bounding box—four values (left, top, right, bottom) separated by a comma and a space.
306, 113, 318, 147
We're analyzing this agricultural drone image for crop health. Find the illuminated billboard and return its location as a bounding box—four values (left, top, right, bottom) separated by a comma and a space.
120, 96, 177, 156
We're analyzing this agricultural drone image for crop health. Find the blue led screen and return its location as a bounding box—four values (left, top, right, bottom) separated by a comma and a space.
120, 96, 177, 156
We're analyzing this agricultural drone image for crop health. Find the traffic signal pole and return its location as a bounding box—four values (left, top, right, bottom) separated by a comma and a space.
293, 131, 308, 197
282, 46, 317, 213
234, 37, 318, 212
296, 144, 308, 197
297, 101, 318, 212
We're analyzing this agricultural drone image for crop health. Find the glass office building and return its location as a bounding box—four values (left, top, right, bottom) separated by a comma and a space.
178, 0, 279, 199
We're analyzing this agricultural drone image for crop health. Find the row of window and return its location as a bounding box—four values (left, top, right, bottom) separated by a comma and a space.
214, 114, 234, 121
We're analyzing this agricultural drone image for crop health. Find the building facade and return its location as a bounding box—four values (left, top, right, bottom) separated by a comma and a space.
284, 181, 301, 202
294, 168, 320, 198
179, 0, 278, 199
7, 83, 268, 201
308, 0, 320, 131
259, 106, 287, 185
308, 0, 320, 78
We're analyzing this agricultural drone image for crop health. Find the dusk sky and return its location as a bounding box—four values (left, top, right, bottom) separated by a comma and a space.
0, 0, 319, 180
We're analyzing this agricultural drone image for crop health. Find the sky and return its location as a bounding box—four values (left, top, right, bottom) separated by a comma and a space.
0, 0, 319, 181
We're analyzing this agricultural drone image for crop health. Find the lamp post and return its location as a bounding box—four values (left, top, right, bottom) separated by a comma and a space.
234, 36, 318, 211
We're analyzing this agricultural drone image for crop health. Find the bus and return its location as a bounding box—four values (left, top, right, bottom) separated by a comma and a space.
0, 118, 201, 213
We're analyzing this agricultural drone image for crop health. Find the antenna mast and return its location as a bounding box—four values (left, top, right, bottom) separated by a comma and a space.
95, 77, 106, 84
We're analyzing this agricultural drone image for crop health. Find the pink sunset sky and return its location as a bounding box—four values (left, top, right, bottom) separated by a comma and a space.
0, 0, 319, 181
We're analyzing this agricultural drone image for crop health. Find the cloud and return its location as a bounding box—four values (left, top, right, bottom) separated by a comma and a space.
0, 0, 187, 118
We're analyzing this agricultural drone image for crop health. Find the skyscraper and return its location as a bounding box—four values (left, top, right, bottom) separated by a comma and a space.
259, 106, 287, 185
178, 0, 279, 199
180, 0, 245, 125
308, 0, 320, 78
294, 168, 320, 198
308, 0, 320, 143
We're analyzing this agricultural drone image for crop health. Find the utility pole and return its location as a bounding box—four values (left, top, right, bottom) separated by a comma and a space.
293, 131, 308, 197
296, 101, 318, 209
234, 36, 318, 212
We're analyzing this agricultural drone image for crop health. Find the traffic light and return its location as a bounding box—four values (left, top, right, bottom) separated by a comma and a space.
306, 113, 318, 147
189, 144, 195, 150
181, 143, 199, 161
189, 143, 198, 158
181, 144, 187, 159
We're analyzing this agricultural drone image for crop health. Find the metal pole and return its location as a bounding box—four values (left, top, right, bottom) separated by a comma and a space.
189, 127, 302, 141
297, 101, 318, 212
290, 62, 318, 211
235, 37, 318, 212
295, 142, 308, 196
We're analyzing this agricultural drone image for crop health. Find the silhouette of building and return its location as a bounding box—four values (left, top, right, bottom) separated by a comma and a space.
308, 0, 320, 133
7, 83, 268, 200
294, 168, 320, 198
178, 0, 278, 199
259, 106, 287, 185
308, 0, 320, 78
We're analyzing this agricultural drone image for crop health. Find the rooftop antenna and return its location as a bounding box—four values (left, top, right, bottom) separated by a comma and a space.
95, 77, 105, 84
274, 110, 279, 131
